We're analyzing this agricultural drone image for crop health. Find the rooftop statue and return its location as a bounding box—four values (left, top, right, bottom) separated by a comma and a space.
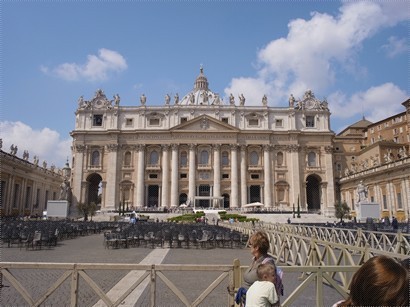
140, 94, 146, 105
113, 94, 120, 106
165, 94, 170, 105
262, 95, 268, 106
239, 94, 245, 106
174, 93, 179, 105
289, 94, 295, 108
10, 144, 18, 155
229, 93, 235, 105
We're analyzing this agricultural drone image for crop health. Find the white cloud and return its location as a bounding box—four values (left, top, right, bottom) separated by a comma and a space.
224, 1, 409, 107
328, 83, 408, 122
42, 48, 127, 81
0, 121, 71, 168
381, 36, 408, 58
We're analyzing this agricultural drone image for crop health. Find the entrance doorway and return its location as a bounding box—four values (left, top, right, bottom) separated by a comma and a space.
222, 193, 230, 208
147, 185, 159, 207
249, 185, 261, 203
306, 175, 321, 212
87, 173, 102, 206
199, 185, 210, 207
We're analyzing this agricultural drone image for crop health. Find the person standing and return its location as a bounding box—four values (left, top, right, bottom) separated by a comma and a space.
246, 263, 280, 307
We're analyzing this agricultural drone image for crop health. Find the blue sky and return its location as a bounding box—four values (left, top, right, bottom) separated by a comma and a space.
1, 0, 409, 168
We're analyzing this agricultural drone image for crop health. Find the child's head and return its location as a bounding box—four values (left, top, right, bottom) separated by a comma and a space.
257, 263, 276, 283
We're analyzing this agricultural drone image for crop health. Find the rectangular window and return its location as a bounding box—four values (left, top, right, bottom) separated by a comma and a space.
35, 188, 40, 208
0, 181, 6, 206
306, 116, 315, 127
222, 174, 229, 179
370, 196, 374, 202
45, 190, 49, 209
382, 194, 387, 210
126, 118, 133, 126
93, 114, 103, 126
397, 192, 402, 209
13, 184, 20, 208
250, 174, 259, 179
180, 117, 188, 124
149, 174, 158, 179
275, 119, 283, 127
248, 119, 259, 126
221, 117, 229, 124
180, 173, 187, 179
149, 118, 160, 126
25, 186, 31, 209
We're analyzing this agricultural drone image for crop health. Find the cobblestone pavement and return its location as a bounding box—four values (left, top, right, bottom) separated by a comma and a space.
1, 229, 344, 307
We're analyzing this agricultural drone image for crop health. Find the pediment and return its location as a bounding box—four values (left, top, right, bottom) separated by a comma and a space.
171, 115, 239, 132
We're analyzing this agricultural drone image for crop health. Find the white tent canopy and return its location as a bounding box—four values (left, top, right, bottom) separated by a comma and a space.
243, 202, 264, 208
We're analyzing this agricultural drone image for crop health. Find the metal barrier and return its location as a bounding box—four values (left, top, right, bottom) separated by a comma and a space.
0, 260, 360, 307
225, 222, 410, 258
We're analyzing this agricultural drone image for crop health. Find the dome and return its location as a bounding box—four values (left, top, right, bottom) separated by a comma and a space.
178, 67, 223, 106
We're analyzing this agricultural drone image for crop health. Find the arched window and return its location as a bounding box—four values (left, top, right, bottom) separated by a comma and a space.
200, 150, 209, 165
250, 151, 259, 165
277, 152, 284, 166
180, 151, 187, 167
91, 150, 100, 166
221, 151, 229, 166
308, 152, 316, 167
124, 151, 131, 166
150, 150, 159, 165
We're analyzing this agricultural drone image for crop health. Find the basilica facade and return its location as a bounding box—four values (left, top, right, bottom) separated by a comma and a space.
70, 68, 336, 215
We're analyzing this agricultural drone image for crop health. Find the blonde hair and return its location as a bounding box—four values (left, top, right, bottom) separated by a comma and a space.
257, 263, 276, 280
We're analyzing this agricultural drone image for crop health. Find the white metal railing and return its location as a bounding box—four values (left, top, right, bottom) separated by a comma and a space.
0, 261, 360, 307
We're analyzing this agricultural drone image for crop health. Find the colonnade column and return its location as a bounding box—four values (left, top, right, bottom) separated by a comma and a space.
171, 144, 179, 208
188, 144, 196, 205
230, 144, 239, 208
263, 145, 272, 207
240, 145, 247, 207
213, 144, 221, 206
161, 145, 170, 207
136, 144, 145, 207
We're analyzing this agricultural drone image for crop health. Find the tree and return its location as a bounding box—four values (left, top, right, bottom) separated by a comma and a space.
334, 201, 350, 222
76, 202, 97, 221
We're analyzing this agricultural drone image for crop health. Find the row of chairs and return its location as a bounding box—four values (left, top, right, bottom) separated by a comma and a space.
1, 220, 115, 250
103, 222, 248, 250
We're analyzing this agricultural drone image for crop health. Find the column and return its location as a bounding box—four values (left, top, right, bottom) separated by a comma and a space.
213, 144, 221, 205
72, 144, 86, 207
161, 145, 170, 207
403, 177, 410, 219
105, 144, 119, 209
263, 145, 272, 207
400, 178, 407, 219
240, 145, 247, 207
136, 144, 145, 207
188, 144, 196, 204
230, 144, 239, 208
288, 145, 301, 208
323, 146, 335, 215
171, 144, 179, 208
